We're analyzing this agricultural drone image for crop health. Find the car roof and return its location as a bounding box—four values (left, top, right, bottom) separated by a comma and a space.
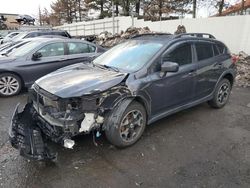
130, 33, 173, 42
23, 30, 67, 33
130, 33, 223, 45
18, 37, 97, 46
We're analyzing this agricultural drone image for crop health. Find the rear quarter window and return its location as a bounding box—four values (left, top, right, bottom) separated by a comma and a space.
68, 42, 94, 54
195, 43, 214, 61
217, 43, 228, 54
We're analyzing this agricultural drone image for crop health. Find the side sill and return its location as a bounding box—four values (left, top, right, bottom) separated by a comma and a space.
148, 94, 213, 125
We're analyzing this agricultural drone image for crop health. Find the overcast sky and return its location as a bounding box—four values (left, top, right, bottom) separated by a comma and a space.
0, 0, 54, 17
0, 0, 240, 19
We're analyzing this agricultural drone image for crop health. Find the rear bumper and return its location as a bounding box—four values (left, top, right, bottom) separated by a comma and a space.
9, 104, 57, 161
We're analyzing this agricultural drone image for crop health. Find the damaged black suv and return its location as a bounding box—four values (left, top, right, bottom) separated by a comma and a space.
9, 33, 236, 161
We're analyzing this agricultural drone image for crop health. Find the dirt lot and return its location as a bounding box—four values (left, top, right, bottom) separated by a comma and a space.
0, 87, 250, 188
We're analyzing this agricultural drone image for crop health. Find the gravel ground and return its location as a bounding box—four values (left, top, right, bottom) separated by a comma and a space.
0, 87, 250, 188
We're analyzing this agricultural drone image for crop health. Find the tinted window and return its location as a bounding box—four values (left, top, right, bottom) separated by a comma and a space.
36, 43, 64, 57
55, 32, 67, 37
196, 43, 213, 61
213, 44, 220, 56
68, 42, 94, 54
166, 43, 192, 66
88, 45, 96, 52
39, 32, 50, 36
9, 33, 19, 38
25, 32, 37, 38
217, 43, 225, 54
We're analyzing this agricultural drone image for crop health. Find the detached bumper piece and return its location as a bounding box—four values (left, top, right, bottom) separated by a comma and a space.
9, 104, 57, 161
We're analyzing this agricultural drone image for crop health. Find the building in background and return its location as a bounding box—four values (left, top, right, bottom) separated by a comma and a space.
0, 13, 19, 29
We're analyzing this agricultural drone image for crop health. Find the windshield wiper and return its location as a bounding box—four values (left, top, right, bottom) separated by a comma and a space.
92, 62, 120, 72
1, 53, 8, 57
92, 62, 106, 70
103, 65, 120, 72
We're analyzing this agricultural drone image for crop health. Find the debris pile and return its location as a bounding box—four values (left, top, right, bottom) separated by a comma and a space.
95, 27, 152, 47
174, 25, 187, 35
236, 51, 250, 87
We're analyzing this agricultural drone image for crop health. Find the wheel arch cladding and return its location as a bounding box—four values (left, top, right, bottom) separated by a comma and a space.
112, 95, 149, 119
223, 73, 234, 86
104, 96, 148, 130
133, 96, 150, 120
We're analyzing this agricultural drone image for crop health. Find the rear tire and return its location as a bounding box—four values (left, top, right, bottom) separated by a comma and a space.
0, 73, 22, 97
208, 79, 231, 108
105, 101, 147, 148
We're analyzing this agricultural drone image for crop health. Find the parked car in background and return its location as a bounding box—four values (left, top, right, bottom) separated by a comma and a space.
0, 38, 105, 96
0, 38, 38, 56
0, 41, 18, 52
0, 35, 69, 56
8, 33, 237, 161
16, 15, 35, 25
0, 40, 29, 56
0, 32, 22, 44
10, 30, 71, 43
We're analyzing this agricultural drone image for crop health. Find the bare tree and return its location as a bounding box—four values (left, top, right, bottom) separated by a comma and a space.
240, 0, 245, 15
218, 0, 225, 16
193, 0, 197, 18
143, 0, 191, 21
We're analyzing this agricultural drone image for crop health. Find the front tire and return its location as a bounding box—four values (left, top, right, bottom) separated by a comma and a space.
208, 79, 231, 108
105, 101, 147, 148
0, 73, 22, 97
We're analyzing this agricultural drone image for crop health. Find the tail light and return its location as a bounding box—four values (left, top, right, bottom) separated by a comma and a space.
231, 55, 238, 64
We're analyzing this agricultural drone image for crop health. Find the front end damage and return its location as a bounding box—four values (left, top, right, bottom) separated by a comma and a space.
9, 84, 131, 161
9, 103, 57, 161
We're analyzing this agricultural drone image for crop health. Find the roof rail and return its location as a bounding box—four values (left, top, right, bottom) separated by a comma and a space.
130, 33, 172, 39
174, 33, 216, 39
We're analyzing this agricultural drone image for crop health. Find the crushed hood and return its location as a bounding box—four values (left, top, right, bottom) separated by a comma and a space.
35, 63, 127, 98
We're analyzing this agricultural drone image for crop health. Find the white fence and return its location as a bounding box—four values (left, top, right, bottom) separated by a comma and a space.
55, 15, 250, 54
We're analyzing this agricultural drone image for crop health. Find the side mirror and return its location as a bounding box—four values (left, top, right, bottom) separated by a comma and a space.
161, 61, 179, 73
32, 52, 42, 60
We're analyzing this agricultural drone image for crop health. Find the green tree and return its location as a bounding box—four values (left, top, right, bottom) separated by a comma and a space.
51, 0, 88, 24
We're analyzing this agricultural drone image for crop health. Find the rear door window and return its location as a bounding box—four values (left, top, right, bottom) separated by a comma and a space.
36, 42, 65, 57
195, 43, 214, 61
165, 43, 192, 66
68, 42, 95, 54
213, 44, 220, 56
88, 45, 96, 52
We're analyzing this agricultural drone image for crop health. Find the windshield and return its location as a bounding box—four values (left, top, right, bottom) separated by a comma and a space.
93, 40, 163, 72
8, 41, 41, 57
1, 41, 29, 55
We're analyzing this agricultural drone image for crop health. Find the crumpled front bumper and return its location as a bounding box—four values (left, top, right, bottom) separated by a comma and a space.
9, 103, 57, 161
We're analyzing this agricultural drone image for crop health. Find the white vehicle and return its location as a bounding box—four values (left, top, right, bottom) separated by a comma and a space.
1, 32, 22, 44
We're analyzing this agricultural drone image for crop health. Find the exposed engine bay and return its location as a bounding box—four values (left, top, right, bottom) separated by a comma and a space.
9, 83, 132, 161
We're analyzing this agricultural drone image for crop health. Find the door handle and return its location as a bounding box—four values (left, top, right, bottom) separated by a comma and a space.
188, 70, 196, 76
214, 62, 223, 68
